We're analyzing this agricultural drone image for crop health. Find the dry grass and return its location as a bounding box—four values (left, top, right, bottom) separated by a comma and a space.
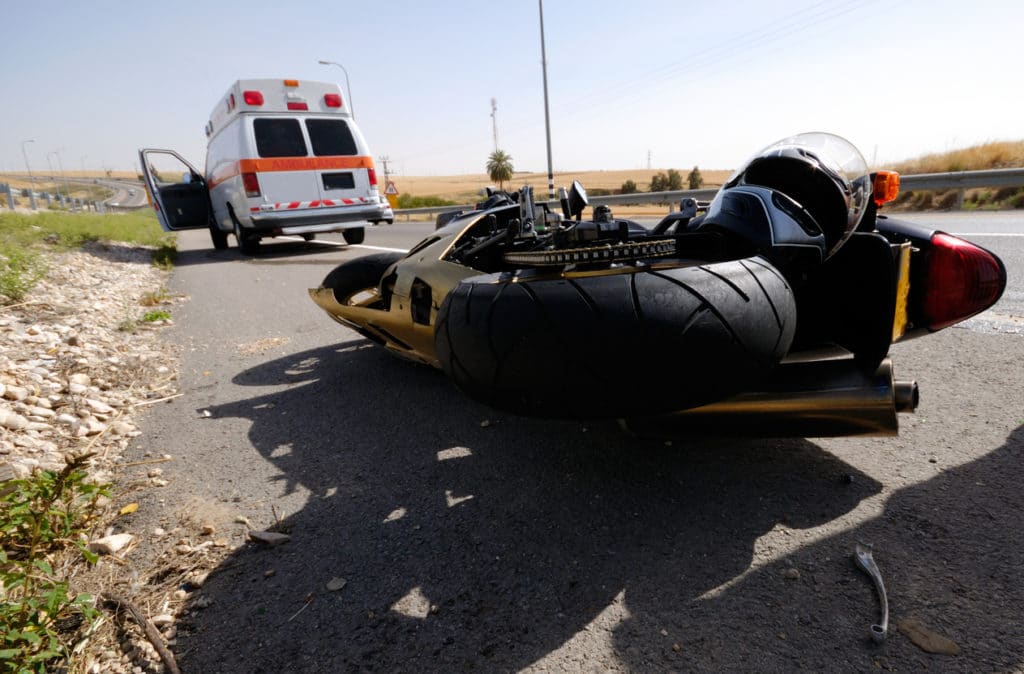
395, 168, 733, 203
888, 140, 1024, 174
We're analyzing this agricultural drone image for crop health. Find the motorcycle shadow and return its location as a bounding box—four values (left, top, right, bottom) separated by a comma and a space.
175, 341, 883, 673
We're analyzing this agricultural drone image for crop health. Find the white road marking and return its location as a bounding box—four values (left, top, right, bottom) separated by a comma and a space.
277, 235, 408, 253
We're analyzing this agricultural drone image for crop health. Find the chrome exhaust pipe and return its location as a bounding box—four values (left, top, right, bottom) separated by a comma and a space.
622, 358, 917, 438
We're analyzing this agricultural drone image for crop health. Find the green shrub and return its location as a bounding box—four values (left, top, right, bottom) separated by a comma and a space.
142, 310, 171, 322
0, 248, 47, 303
395, 194, 457, 209
0, 456, 110, 672
620, 180, 638, 194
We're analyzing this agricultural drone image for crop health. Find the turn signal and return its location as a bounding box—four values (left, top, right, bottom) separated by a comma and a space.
873, 171, 900, 206
922, 233, 1006, 330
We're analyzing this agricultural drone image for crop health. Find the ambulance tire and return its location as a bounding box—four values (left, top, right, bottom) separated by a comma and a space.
209, 223, 229, 250
302, 234, 316, 242
229, 206, 260, 256
342, 227, 365, 245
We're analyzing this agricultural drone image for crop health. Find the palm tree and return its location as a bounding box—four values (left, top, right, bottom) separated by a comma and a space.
486, 150, 514, 190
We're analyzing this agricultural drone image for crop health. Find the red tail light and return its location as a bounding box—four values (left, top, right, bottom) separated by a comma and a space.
242, 172, 261, 198
367, 168, 378, 186
922, 233, 1006, 330
243, 90, 264, 106
287, 101, 309, 111
324, 93, 342, 108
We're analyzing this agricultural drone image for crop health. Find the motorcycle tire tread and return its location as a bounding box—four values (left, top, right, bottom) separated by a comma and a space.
435, 255, 797, 419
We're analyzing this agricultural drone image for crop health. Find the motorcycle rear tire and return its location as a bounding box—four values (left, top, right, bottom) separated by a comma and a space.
435, 256, 797, 419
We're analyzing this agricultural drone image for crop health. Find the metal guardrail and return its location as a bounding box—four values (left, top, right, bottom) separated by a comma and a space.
391, 168, 1024, 219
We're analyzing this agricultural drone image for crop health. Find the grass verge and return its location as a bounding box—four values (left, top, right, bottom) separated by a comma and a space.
0, 211, 175, 304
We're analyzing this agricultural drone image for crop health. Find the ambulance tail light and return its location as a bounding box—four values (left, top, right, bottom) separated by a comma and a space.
367, 168, 378, 187
324, 93, 342, 108
287, 102, 309, 111
243, 172, 261, 198
243, 90, 264, 106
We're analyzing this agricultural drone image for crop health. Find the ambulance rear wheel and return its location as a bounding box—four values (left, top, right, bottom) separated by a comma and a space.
302, 233, 316, 242
229, 206, 260, 255
209, 222, 229, 250
342, 227, 365, 245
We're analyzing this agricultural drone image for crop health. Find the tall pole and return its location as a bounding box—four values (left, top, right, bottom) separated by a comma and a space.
318, 60, 355, 119
539, 0, 554, 200
20, 138, 35, 187
54, 149, 71, 207
490, 98, 499, 153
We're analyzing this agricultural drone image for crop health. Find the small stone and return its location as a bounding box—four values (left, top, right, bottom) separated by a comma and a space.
249, 530, 290, 546
0, 410, 28, 431
151, 478, 169, 487
4, 385, 29, 401
85, 399, 114, 415
147, 467, 163, 478
152, 527, 166, 537
88, 533, 134, 555
782, 568, 801, 580
898, 618, 961, 655
479, 419, 491, 428
150, 614, 174, 626
200, 523, 216, 535
173, 589, 187, 600
264, 569, 276, 578
326, 577, 347, 591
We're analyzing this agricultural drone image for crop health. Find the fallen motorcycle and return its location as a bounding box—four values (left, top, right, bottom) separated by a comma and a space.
309, 133, 1006, 437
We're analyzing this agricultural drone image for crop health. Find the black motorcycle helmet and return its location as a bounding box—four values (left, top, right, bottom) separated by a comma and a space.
722, 133, 872, 258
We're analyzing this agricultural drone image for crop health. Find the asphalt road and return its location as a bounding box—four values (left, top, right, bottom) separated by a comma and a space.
129, 213, 1024, 672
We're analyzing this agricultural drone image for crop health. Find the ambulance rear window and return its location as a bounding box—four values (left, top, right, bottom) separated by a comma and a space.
306, 119, 358, 156
254, 119, 307, 157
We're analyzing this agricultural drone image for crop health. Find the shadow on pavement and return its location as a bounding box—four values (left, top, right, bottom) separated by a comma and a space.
168, 239, 356, 268
650, 423, 1024, 672
172, 343, 886, 672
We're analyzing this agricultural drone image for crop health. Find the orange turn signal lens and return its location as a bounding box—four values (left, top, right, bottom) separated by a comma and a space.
873, 171, 900, 206
283, 79, 300, 87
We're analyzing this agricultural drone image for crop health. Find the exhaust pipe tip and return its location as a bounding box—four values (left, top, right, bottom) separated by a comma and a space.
894, 380, 919, 413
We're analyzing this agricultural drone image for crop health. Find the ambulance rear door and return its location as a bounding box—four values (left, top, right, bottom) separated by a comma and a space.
247, 116, 321, 209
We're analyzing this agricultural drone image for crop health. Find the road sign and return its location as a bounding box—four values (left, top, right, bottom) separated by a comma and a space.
386, 194, 399, 209
384, 181, 398, 195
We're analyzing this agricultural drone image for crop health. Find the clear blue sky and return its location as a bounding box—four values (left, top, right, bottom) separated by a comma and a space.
2, 0, 1021, 178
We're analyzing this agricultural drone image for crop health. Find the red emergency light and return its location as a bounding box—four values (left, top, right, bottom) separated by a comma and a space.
324, 93, 343, 108
287, 102, 309, 111
243, 90, 264, 106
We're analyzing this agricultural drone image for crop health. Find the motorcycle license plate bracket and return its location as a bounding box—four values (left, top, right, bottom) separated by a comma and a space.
791, 232, 901, 369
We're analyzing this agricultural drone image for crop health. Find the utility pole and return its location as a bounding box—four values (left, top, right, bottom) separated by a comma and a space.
647, 150, 652, 170
538, 0, 554, 200
21, 139, 36, 206
378, 155, 392, 183
490, 98, 499, 153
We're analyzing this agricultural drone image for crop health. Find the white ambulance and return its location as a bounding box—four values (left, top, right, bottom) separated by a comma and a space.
140, 78, 392, 254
